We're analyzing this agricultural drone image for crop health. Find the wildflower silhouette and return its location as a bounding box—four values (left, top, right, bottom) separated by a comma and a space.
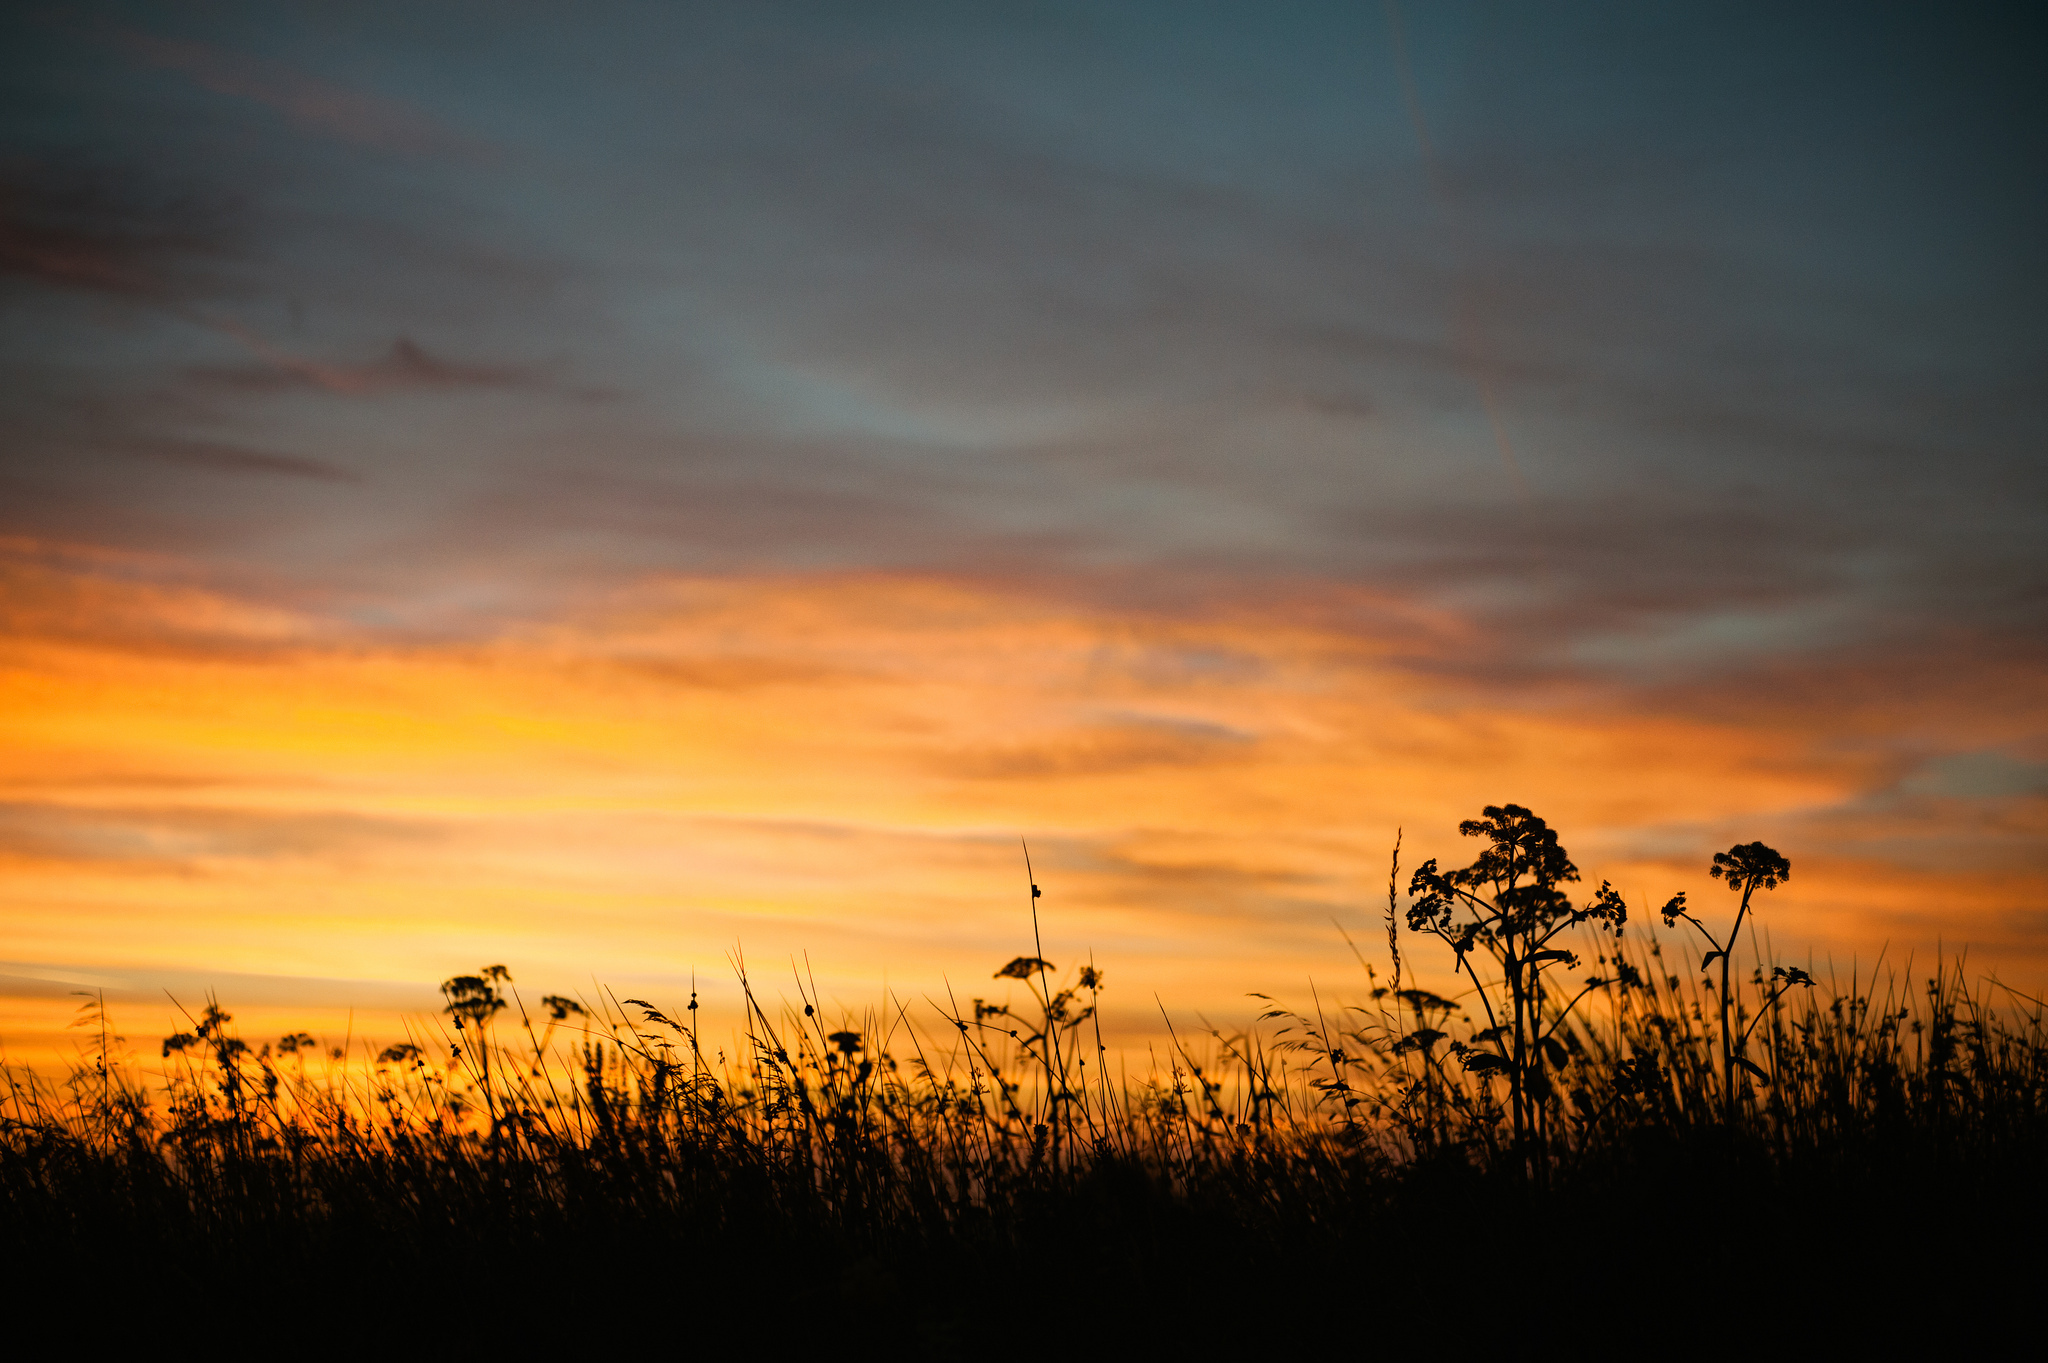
1662, 841, 1792, 1121
1405, 804, 1628, 1155
8, 815, 2038, 1348
442, 965, 512, 1126
995, 956, 1054, 980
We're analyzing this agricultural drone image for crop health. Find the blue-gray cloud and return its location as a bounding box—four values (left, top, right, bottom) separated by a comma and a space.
0, 0, 2041, 698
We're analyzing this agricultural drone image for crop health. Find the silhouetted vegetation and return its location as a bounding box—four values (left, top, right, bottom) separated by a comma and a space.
3, 807, 2040, 1346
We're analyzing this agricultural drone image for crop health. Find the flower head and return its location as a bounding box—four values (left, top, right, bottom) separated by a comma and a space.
1710, 842, 1791, 894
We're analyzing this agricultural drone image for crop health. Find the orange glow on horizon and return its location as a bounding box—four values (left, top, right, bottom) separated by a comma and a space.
3, 538, 2043, 1068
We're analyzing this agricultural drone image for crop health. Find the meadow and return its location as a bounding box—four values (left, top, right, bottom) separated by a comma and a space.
4, 806, 2039, 1346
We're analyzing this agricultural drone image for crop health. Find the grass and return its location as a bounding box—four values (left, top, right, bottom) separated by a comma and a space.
3, 807, 2042, 1348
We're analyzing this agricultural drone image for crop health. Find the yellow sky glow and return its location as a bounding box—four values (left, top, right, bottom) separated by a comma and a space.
3, 542, 2041, 1069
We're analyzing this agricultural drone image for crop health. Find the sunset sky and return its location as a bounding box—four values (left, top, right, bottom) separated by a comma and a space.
3, 2, 2044, 1065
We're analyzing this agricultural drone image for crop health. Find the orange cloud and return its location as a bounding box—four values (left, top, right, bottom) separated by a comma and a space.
1, 540, 2042, 1068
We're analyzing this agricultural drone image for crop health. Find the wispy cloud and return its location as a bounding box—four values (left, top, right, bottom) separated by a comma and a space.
192, 334, 544, 397
0, 157, 243, 303
1, 559, 2039, 999
0, 802, 442, 871
113, 30, 488, 160
0, 3, 2040, 1029
123, 438, 358, 483
935, 713, 1258, 782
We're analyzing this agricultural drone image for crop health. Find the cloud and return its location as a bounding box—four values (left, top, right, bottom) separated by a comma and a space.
609, 655, 846, 693
124, 438, 358, 483
0, 0, 2040, 1008
0, 960, 437, 1012
0, 802, 443, 871
0, 537, 328, 657
937, 713, 1257, 781
0, 554, 2040, 1005
190, 334, 544, 397
114, 30, 487, 160
0, 157, 243, 303
1901, 753, 2048, 802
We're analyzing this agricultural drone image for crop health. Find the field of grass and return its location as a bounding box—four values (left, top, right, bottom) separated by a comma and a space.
4, 807, 2041, 1347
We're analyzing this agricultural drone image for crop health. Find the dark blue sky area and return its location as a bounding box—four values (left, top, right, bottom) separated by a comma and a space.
2, 2, 2043, 701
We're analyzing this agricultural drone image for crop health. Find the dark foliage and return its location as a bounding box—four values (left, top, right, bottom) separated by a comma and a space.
3, 810, 2040, 1347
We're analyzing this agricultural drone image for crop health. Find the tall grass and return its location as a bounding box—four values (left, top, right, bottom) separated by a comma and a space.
3, 809, 2042, 1345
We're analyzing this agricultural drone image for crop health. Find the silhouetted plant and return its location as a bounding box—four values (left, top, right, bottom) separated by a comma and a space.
1403, 804, 1629, 1156
1661, 842, 1792, 1120
4, 809, 2043, 1347
442, 965, 511, 1127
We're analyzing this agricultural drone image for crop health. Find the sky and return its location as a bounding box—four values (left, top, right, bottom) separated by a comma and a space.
2, 1, 2044, 1066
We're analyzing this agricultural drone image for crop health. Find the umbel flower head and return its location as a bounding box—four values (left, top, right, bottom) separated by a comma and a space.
1709, 842, 1792, 895
1449, 804, 1579, 894
995, 956, 1053, 980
